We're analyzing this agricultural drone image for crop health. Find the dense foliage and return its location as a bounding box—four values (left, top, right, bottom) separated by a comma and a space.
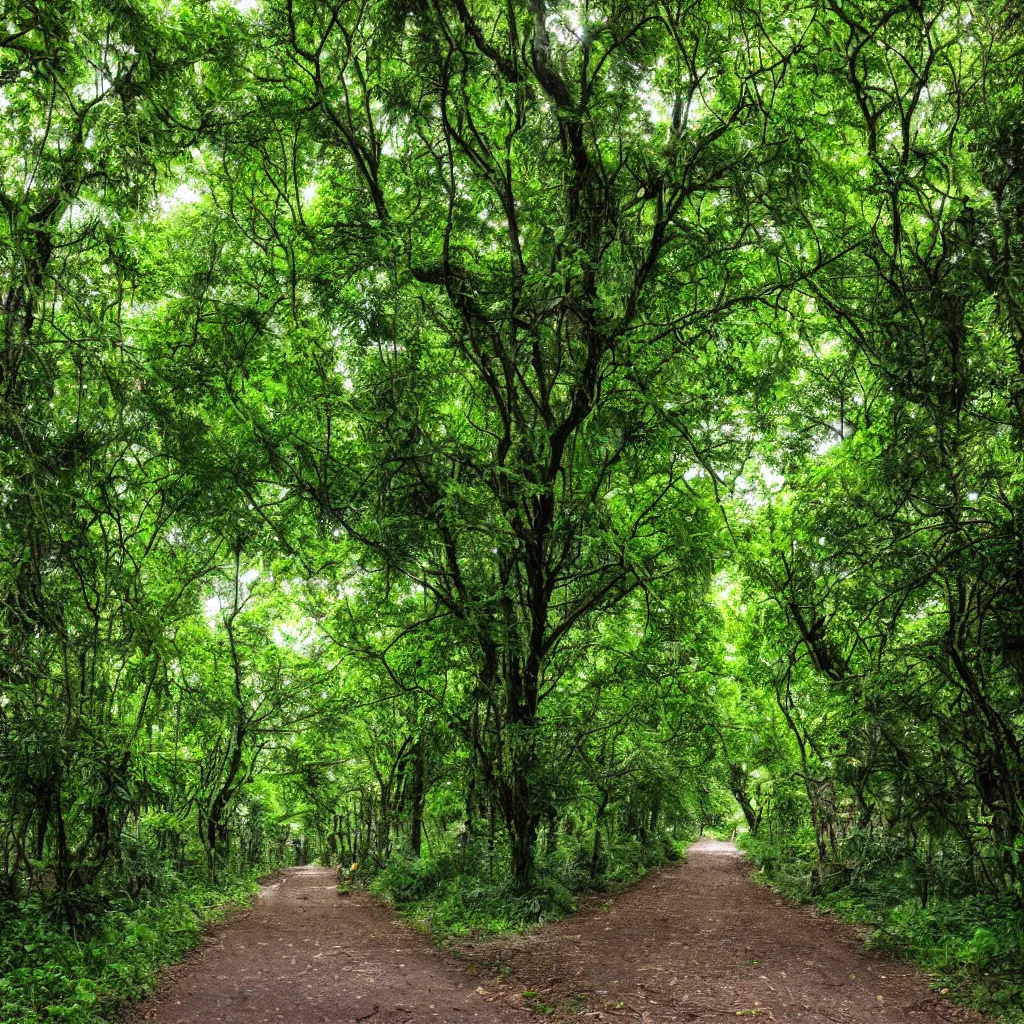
1, 0, 1022, 1019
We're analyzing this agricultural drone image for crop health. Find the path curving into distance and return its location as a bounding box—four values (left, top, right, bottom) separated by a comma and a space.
125, 864, 533, 1024
126, 842, 982, 1024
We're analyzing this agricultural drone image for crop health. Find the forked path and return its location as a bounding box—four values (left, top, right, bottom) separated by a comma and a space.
127, 843, 981, 1024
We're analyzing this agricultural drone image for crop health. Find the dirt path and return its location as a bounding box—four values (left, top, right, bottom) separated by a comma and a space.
460, 839, 981, 1023
127, 843, 982, 1024
125, 865, 533, 1024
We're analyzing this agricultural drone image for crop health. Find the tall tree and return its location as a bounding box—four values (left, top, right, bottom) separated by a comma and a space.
166, 0, 809, 886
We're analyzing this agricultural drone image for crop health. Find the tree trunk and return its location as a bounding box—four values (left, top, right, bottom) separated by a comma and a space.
409, 740, 425, 857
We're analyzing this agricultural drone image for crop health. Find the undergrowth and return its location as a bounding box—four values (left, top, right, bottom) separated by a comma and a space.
370, 858, 578, 938
369, 832, 690, 940
0, 875, 258, 1024
738, 831, 1024, 1022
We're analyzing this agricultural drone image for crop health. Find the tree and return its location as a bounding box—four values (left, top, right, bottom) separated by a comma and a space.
161, 0, 805, 888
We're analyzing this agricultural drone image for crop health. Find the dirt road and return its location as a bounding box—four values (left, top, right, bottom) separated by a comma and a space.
458, 839, 979, 1023
127, 841, 980, 1024
125, 865, 533, 1024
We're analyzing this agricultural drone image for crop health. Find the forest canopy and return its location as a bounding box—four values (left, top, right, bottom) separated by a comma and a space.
1, 0, 1024, 1018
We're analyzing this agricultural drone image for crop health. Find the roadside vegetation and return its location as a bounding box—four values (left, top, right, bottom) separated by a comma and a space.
740, 832, 1024, 1021
0, 874, 257, 1024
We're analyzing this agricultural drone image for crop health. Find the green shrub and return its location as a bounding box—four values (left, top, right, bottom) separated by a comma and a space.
368, 851, 580, 939
368, 828, 691, 941
0, 875, 257, 1024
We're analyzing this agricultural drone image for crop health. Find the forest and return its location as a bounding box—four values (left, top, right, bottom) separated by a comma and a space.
1, 0, 1023, 1021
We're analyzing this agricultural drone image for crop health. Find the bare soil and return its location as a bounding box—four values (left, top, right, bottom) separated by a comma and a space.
125, 841, 983, 1024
